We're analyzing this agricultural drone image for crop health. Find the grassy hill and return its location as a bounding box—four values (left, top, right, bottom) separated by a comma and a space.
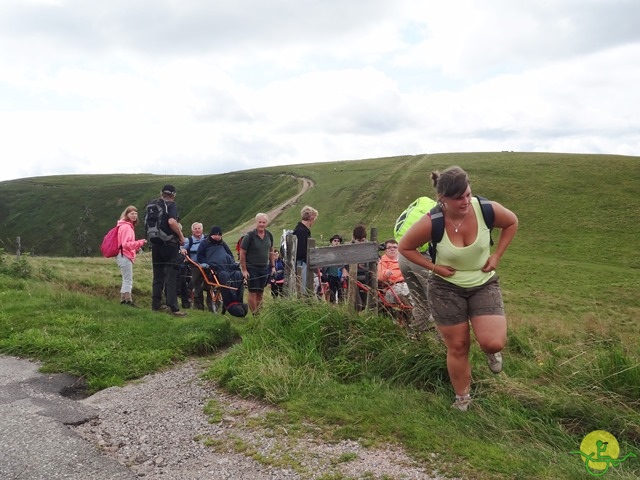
2, 152, 639, 264
2, 152, 639, 327
0, 172, 300, 256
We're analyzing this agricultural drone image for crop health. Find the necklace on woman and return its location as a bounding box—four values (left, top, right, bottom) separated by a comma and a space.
449, 214, 467, 233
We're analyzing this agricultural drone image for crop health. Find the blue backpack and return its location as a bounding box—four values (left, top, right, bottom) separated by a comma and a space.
428, 195, 495, 262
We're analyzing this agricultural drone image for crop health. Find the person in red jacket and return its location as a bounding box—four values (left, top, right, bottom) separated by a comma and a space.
116, 205, 147, 307
377, 239, 410, 303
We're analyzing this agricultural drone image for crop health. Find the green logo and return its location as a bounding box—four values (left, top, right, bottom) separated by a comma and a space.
571, 430, 636, 476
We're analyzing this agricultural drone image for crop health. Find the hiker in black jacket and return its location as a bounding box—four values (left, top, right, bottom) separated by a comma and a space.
291, 205, 318, 294
148, 184, 187, 317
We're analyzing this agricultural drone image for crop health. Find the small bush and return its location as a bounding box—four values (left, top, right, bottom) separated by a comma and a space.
9, 255, 33, 279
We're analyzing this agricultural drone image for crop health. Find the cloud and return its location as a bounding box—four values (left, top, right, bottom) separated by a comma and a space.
0, 0, 638, 182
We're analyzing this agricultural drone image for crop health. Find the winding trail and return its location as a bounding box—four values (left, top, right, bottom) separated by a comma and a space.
228, 175, 313, 236
263, 176, 313, 223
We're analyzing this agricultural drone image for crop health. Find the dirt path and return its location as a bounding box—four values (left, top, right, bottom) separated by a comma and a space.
228, 175, 313, 237
264, 176, 313, 222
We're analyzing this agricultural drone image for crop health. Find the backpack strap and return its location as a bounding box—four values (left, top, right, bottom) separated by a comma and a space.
118, 225, 124, 255
246, 229, 273, 249
427, 205, 444, 261
475, 195, 495, 243
429, 206, 445, 243
116, 224, 124, 255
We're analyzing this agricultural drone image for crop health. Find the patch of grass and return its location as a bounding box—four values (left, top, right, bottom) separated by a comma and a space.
332, 452, 358, 464
1, 268, 638, 478
0, 274, 239, 393
203, 399, 225, 424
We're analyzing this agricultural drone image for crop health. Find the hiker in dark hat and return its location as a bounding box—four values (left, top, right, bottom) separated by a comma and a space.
197, 226, 235, 264
196, 226, 248, 317
322, 233, 347, 303
147, 184, 187, 317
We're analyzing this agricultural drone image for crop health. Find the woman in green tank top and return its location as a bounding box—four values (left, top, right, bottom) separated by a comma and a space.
398, 166, 518, 411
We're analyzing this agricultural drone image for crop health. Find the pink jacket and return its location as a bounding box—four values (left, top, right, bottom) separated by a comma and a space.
116, 220, 146, 263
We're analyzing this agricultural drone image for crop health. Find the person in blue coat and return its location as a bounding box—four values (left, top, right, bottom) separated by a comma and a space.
269, 249, 285, 298
196, 226, 247, 316
196, 225, 235, 271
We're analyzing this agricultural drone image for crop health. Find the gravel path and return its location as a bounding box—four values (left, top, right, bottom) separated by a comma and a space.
72, 359, 450, 479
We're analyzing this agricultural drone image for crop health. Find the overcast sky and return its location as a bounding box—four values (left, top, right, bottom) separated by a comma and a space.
1, 0, 638, 182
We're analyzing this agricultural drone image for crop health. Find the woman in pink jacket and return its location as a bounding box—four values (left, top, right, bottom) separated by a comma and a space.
116, 205, 147, 307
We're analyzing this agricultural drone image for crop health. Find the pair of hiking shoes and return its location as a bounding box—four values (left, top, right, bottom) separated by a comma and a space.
452, 352, 503, 412
153, 305, 187, 317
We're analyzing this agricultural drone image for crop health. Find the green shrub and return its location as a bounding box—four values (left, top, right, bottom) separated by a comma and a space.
9, 255, 33, 279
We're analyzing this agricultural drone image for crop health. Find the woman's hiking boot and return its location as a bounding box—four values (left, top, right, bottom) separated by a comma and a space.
452, 395, 472, 411
486, 352, 503, 374
122, 293, 138, 308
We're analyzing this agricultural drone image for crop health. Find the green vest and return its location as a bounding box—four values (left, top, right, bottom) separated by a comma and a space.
393, 197, 437, 253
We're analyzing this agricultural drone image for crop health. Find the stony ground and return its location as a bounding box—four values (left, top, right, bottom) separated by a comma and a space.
72, 359, 452, 480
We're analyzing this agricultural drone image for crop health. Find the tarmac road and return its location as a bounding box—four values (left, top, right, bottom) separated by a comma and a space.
0, 355, 135, 479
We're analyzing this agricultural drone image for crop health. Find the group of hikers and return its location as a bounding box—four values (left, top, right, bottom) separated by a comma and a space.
110, 165, 519, 411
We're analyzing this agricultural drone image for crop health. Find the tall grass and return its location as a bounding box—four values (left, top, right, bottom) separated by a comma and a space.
206, 300, 639, 479
209, 300, 449, 402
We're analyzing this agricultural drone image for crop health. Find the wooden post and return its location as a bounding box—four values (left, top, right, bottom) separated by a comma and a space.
16, 236, 21, 257
283, 233, 298, 297
367, 228, 378, 313
347, 263, 358, 308
305, 238, 315, 296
